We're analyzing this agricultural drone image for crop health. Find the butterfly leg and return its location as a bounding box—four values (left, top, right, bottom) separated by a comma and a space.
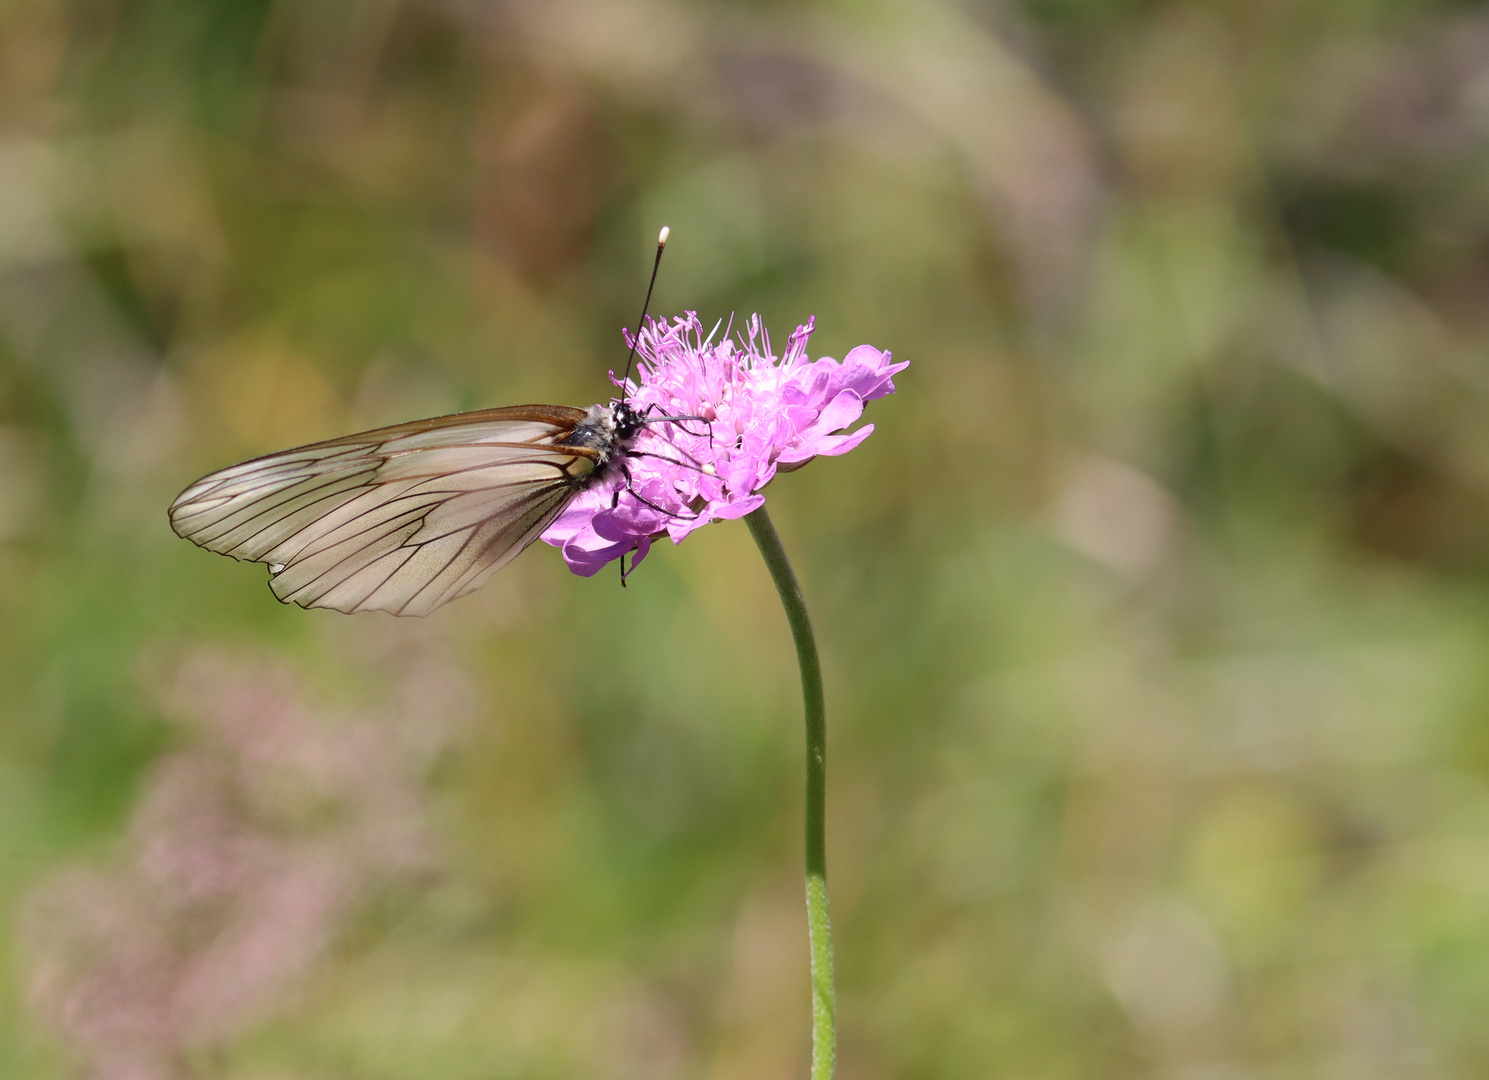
629, 449, 710, 475
614, 461, 698, 521
642, 410, 712, 439
625, 486, 700, 521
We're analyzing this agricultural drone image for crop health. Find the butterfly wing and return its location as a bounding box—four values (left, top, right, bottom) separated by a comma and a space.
169, 405, 598, 616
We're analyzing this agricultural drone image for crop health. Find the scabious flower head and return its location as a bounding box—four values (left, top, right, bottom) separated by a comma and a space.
541, 312, 905, 576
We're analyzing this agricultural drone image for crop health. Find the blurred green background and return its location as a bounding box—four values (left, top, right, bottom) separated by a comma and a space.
4, 0, 1489, 1076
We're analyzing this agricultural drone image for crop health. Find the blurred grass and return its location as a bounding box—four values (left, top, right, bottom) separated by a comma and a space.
6, 0, 1489, 1076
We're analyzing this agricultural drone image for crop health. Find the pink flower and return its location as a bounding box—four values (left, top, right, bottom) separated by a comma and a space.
541, 313, 905, 576
21, 648, 460, 1077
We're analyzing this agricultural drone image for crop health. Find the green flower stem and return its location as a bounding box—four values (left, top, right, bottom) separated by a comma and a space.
745, 506, 835, 1080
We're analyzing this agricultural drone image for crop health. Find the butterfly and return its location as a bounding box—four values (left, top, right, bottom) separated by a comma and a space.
169, 229, 677, 617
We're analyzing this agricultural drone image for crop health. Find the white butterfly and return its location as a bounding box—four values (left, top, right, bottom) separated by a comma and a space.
169, 401, 648, 616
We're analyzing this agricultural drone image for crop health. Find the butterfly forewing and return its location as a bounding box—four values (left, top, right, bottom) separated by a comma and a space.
169, 405, 597, 616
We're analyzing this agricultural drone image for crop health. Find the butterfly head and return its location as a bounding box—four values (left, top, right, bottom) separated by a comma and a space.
612, 400, 645, 441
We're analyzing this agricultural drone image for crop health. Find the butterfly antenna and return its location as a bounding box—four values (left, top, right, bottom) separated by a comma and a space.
621, 226, 669, 398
